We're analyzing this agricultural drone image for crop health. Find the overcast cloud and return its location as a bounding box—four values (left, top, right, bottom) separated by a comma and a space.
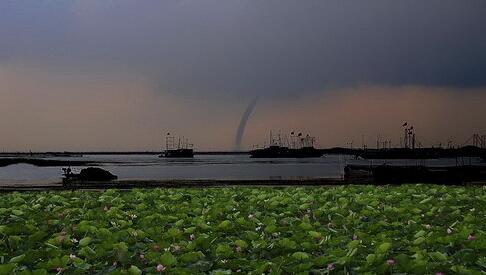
1, 0, 485, 98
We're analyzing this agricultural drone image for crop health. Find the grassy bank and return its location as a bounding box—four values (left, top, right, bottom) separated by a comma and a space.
0, 185, 485, 274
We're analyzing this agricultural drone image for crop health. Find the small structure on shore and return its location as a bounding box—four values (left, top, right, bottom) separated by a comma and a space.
344, 164, 486, 184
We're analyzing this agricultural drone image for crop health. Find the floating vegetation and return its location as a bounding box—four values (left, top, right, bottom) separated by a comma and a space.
0, 185, 485, 274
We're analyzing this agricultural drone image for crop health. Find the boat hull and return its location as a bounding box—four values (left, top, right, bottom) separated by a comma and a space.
160, 149, 194, 158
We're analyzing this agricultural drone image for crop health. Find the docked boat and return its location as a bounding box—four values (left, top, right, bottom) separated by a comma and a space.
159, 133, 194, 158
250, 132, 324, 158
163, 148, 194, 158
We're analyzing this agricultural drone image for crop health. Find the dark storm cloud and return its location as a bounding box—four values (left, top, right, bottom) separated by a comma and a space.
1, 0, 485, 97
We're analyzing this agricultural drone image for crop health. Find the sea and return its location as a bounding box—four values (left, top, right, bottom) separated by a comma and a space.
0, 154, 483, 184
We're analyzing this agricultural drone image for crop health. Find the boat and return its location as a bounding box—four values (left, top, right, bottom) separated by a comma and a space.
250, 131, 324, 158
163, 148, 194, 158
159, 133, 194, 158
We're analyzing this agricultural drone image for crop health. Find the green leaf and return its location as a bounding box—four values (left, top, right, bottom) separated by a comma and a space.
160, 252, 177, 266
347, 248, 358, 257
414, 230, 426, 238
477, 257, 486, 269
395, 254, 411, 270
419, 197, 432, 204
184, 227, 196, 234
413, 237, 426, 245
308, 231, 322, 239
299, 222, 313, 231
180, 251, 205, 263
31, 269, 48, 275
128, 265, 142, 275
79, 236, 92, 247
347, 240, 360, 249
212, 270, 232, 275
278, 238, 297, 250
167, 228, 181, 238
292, 252, 310, 261
376, 242, 392, 254
0, 263, 16, 275
234, 240, 248, 250
429, 252, 448, 262
46, 257, 65, 269
215, 244, 233, 258
264, 224, 277, 233
217, 220, 232, 231
78, 247, 96, 258
9, 254, 25, 263
11, 209, 24, 216
366, 254, 376, 264
111, 242, 128, 257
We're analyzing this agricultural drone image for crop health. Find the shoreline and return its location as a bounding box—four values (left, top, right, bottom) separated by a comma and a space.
0, 178, 346, 192
1, 178, 485, 192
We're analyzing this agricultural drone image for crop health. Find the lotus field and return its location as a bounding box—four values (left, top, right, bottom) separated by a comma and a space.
0, 185, 485, 274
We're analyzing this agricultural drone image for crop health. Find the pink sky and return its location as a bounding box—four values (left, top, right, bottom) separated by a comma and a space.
1, 64, 485, 151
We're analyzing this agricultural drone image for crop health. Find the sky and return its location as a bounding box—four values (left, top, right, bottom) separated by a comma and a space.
1, 1, 485, 151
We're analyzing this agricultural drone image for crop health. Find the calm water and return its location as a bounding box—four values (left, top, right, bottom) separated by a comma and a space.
0, 154, 483, 184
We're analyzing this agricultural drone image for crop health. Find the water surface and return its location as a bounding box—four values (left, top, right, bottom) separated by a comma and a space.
0, 154, 482, 184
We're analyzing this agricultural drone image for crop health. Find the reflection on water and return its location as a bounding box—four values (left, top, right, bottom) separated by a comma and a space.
0, 154, 483, 184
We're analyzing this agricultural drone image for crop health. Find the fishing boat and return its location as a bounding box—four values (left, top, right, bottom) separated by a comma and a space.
250, 131, 323, 158
159, 133, 194, 158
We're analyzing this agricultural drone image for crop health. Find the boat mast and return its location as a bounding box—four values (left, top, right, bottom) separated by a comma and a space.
165, 132, 170, 152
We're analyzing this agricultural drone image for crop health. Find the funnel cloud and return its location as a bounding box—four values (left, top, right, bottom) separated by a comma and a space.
235, 97, 259, 150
